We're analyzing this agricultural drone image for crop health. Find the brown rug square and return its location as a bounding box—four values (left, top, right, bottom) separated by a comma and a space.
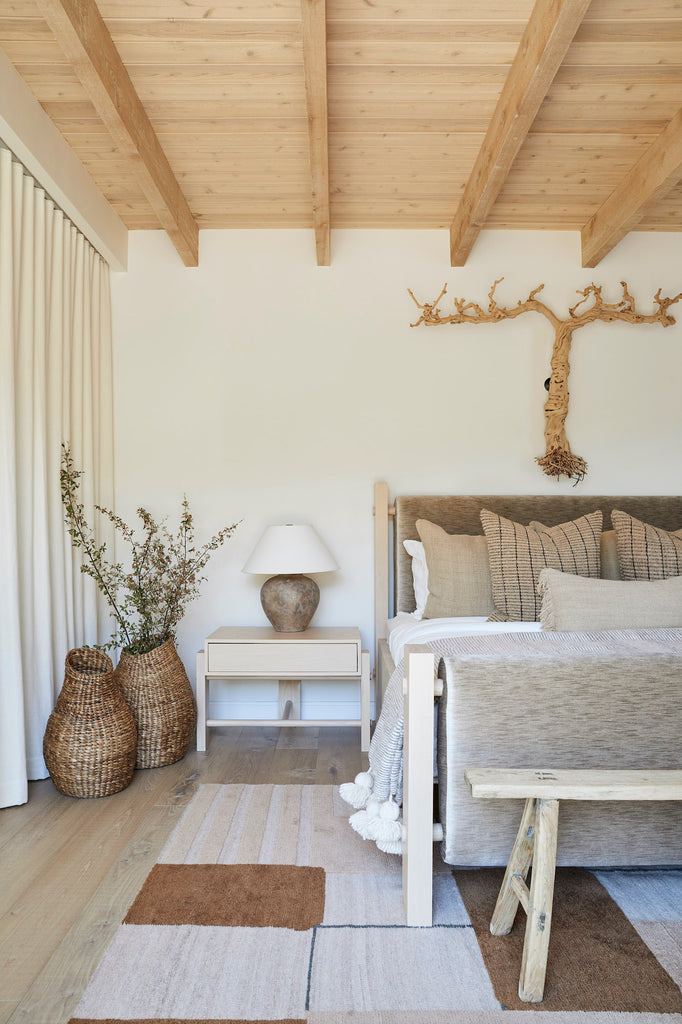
454, 866, 682, 1013
123, 863, 325, 930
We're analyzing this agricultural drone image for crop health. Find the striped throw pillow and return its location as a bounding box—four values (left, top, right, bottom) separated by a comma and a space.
480, 508, 602, 622
611, 510, 682, 580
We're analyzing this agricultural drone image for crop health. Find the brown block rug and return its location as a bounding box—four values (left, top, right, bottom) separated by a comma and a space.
68, 783, 682, 1023
454, 866, 682, 1013
123, 863, 325, 930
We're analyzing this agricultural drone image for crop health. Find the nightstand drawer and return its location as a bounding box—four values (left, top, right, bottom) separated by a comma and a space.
206, 641, 359, 676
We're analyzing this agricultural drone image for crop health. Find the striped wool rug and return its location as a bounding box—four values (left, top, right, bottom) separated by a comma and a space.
69, 783, 682, 1023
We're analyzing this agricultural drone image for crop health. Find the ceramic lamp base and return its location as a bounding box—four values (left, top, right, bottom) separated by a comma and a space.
260, 574, 320, 632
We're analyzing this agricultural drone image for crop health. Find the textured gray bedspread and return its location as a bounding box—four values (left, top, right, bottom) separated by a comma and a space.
371, 628, 682, 866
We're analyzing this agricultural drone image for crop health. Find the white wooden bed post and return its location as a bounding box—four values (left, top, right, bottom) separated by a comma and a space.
373, 481, 391, 720
402, 645, 443, 926
373, 481, 442, 927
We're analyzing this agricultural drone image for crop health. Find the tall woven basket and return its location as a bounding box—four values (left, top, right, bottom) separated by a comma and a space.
114, 638, 196, 769
43, 648, 137, 798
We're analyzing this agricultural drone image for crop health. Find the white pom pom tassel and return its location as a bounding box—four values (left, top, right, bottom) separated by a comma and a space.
348, 809, 370, 837
365, 797, 402, 845
355, 771, 374, 789
339, 771, 374, 809
348, 796, 382, 839
376, 836, 402, 855
380, 798, 400, 821
366, 796, 381, 819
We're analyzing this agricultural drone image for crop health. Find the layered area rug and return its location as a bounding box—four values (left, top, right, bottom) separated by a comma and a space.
69, 783, 682, 1023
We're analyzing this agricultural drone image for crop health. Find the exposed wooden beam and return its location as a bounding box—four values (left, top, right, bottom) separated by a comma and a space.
0, 47, 127, 270
581, 106, 682, 268
449, 0, 591, 267
35, 0, 198, 267
301, 0, 330, 266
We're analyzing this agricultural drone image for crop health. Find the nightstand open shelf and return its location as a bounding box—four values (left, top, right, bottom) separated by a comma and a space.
196, 626, 370, 751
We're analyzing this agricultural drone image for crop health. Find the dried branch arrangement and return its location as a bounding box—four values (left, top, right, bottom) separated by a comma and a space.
409, 280, 681, 483
61, 444, 240, 653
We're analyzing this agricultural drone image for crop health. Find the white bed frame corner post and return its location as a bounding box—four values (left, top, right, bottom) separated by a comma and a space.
373, 481, 442, 926
402, 644, 442, 927
373, 480, 391, 719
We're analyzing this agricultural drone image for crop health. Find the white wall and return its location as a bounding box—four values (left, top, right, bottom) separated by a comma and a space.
112, 228, 682, 720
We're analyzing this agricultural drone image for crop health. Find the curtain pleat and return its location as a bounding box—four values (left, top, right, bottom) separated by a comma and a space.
0, 146, 115, 807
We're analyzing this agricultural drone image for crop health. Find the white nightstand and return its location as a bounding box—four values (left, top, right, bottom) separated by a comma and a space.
196, 626, 371, 752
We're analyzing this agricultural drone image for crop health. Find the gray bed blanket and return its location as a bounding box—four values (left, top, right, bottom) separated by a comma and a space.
342, 628, 682, 866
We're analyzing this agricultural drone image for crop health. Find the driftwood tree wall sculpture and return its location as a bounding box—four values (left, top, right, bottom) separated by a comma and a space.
409, 280, 681, 483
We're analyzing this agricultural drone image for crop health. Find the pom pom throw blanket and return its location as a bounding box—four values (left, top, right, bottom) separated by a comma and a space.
341, 628, 682, 864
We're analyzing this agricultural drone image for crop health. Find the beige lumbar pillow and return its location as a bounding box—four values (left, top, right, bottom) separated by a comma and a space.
538, 566, 682, 631
481, 509, 602, 622
415, 519, 495, 618
611, 510, 682, 580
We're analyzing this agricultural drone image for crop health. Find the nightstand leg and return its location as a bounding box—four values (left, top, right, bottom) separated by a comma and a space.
279, 680, 301, 720
196, 650, 207, 752
361, 650, 371, 751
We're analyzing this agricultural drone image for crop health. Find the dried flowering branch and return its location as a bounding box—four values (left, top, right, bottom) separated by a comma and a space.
61, 443, 239, 654
60, 445, 132, 647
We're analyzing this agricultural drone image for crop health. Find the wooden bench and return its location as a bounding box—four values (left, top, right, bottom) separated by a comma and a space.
464, 768, 682, 1003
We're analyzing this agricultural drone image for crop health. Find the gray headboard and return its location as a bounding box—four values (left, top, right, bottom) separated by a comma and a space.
394, 494, 682, 614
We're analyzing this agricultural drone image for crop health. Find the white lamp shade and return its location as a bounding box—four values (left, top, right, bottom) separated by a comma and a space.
242, 524, 338, 575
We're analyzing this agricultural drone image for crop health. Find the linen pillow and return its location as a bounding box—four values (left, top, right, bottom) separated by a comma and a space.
403, 539, 429, 619
538, 566, 682, 631
480, 508, 602, 621
611, 510, 682, 580
415, 519, 495, 619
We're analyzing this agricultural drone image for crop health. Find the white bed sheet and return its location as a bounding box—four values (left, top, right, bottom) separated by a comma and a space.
387, 612, 542, 664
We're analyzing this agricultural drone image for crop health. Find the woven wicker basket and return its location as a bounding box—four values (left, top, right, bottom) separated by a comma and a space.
43, 648, 137, 798
114, 638, 196, 769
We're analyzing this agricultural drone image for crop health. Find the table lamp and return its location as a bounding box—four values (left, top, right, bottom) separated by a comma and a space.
242, 524, 338, 632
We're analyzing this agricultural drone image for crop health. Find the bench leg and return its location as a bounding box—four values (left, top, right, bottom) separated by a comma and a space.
519, 797, 559, 1003
491, 797, 537, 935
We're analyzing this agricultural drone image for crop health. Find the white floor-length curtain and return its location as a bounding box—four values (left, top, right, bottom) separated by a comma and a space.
0, 145, 115, 807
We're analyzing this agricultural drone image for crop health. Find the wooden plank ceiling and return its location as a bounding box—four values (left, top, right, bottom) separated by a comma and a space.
1, 0, 681, 266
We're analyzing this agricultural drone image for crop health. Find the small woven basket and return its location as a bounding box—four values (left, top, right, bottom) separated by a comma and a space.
114, 638, 196, 769
43, 647, 137, 798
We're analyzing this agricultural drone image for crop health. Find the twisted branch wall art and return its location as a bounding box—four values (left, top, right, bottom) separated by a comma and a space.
409, 280, 681, 483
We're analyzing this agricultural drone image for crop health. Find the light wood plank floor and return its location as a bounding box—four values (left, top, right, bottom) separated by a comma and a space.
0, 726, 367, 1024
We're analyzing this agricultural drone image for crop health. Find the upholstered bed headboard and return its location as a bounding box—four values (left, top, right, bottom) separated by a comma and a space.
381, 488, 682, 617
